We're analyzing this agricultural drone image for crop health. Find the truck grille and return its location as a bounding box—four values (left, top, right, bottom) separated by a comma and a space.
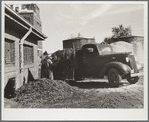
129, 55, 139, 73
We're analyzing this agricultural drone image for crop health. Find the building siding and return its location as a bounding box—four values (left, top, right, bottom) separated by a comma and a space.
5, 26, 39, 89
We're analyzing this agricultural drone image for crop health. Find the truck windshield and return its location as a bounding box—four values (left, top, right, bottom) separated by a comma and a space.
99, 46, 112, 55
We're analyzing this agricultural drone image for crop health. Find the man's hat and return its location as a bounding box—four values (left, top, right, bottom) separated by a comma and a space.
43, 51, 49, 55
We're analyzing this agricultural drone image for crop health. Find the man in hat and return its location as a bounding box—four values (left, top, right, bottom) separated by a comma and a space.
46, 55, 53, 80
41, 51, 53, 80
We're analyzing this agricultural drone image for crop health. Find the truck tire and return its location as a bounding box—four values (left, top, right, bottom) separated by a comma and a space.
127, 76, 139, 84
108, 68, 122, 87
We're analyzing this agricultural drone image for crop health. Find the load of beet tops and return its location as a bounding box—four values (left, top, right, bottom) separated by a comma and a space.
51, 48, 76, 80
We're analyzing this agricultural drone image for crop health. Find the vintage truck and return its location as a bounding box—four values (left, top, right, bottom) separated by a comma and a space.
65, 43, 143, 87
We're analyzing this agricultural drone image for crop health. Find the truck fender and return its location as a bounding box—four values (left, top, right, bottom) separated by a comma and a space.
100, 62, 131, 78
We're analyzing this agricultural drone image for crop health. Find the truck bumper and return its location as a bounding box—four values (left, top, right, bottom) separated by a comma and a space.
131, 72, 143, 77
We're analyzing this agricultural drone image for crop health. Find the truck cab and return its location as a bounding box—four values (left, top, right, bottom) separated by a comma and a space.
74, 43, 143, 87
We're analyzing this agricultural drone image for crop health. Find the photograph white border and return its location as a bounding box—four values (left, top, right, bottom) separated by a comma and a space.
1, 1, 148, 120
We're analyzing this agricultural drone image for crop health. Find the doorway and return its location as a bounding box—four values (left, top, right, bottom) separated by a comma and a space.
4, 77, 16, 99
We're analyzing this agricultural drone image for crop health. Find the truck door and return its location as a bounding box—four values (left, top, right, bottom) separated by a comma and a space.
82, 45, 99, 77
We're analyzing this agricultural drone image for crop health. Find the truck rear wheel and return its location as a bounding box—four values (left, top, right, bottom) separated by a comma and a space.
108, 68, 122, 87
127, 76, 139, 84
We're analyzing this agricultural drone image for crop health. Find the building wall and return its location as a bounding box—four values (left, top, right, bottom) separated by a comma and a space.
5, 27, 38, 89
38, 41, 43, 58
131, 39, 144, 64
19, 13, 42, 31
38, 41, 42, 49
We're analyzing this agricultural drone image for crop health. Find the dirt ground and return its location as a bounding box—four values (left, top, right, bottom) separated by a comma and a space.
4, 76, 144, 108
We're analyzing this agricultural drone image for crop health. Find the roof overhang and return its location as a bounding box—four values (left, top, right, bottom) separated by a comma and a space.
5, 4, 47, 40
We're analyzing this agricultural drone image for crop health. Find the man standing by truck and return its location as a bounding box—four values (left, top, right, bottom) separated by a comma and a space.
41, 52, 53, 80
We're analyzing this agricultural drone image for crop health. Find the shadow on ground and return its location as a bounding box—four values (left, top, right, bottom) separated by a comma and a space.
67, 80, 130, 89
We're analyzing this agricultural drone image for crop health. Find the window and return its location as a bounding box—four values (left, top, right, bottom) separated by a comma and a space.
98, 46, 112, 55
84, 46, 98, 55
23, 44, 34, 64
100, 47, 112, 54
5, 39, 15, 65
85, 48, 94, 53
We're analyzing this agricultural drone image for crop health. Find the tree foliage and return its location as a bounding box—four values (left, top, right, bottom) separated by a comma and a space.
102, 37, 112, 44
112, 25, 131, 38
102, 25, 132, 44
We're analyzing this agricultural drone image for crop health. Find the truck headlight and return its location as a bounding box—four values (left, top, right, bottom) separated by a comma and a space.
126, 57, 129, 62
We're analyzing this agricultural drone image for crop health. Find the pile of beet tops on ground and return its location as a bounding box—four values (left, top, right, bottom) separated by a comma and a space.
14, 79, 86, 108
13, 48, 86, 108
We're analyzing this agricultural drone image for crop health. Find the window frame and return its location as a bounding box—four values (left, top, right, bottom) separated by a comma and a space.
5, 38, 15, 66
23, 44, 34, 65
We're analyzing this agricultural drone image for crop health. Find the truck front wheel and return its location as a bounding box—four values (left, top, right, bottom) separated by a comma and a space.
108, 68, 122, 87
127, 76, 139, 84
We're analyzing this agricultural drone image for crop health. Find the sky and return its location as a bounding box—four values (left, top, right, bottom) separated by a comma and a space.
5, 1, 145, 53
36, 2, 145, 53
